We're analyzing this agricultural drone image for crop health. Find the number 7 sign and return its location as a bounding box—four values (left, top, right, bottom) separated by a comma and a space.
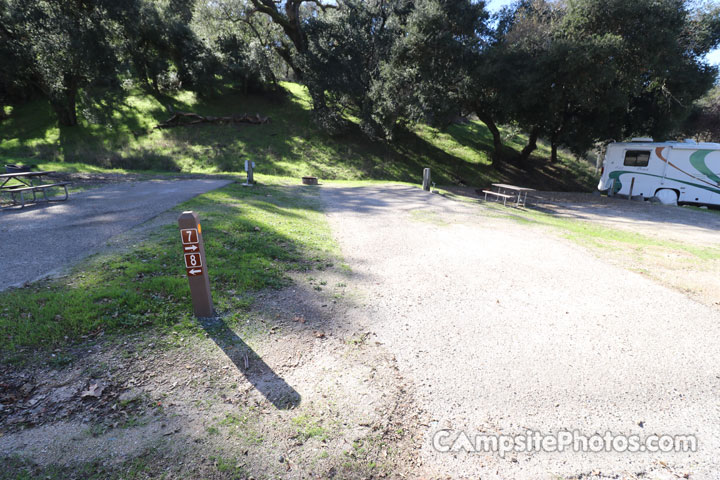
180, 228, 199, 244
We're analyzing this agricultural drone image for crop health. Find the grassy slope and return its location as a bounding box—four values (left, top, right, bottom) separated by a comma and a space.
0, 83, 596, 191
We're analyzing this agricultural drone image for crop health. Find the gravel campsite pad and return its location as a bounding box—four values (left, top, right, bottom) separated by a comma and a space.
2, 182, 719, 479
321, 184, 720, 479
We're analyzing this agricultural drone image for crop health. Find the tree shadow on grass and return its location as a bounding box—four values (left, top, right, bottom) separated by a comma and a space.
444, 120, 496, 153
198, 316, 301, 410
0, 84, 502, 184
0, 101, 58, 158
134, 88, 496, 184
389, 126, 496, 185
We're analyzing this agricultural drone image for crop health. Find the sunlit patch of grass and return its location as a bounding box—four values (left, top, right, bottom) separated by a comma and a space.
509, 206, 720, 260
462, 198, 720, 262
408, 209, 450, 226
281, 81, 313, 111
412, 122, 492, 168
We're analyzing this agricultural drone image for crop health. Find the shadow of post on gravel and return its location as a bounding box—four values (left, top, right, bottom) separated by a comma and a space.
199, 317, 301, 410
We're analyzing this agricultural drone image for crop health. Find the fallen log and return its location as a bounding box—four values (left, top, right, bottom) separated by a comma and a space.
154, 111, 270, 129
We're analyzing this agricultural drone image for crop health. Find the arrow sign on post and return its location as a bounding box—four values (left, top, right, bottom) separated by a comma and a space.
178, 211, 214, 318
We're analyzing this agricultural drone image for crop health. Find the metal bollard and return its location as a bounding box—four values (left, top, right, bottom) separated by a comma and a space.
243, 160, 255, 186
422, 168, 431, 191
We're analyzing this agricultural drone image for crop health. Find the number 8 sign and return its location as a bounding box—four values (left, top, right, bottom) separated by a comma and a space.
184, 253, 202, 268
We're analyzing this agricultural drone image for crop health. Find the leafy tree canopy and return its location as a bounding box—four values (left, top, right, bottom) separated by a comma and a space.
473, 0, 720, 163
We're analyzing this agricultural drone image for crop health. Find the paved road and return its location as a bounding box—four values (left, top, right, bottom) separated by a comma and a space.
1, 179, 232, 290
321, 185, 720, 479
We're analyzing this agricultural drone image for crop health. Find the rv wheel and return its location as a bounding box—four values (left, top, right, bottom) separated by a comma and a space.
654, 189, 678, 206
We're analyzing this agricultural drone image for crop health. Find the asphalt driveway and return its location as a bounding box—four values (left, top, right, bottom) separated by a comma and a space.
0, 178, 232, 290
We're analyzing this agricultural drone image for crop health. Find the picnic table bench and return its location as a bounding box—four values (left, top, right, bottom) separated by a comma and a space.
0, 170, 71, 208
482, 183, 535, 207
481, 189, 514, 206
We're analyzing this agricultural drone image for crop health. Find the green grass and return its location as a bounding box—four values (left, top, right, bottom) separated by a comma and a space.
509, 205, 720, 260
292, 414, 329, 442
684, 205, 720, 216
0, 179, 337, 351
216, 410, 265, 445
0, 83, 596, 191
439, 191, 720, 260
0, 453, 156, 480
209, 456, 248, 479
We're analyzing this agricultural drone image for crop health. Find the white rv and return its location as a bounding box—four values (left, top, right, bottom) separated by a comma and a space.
597, 138, 720, 206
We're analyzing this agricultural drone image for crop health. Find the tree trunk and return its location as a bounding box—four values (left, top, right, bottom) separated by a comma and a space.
310, 88, 327, 111
550, 141, 558, 163
476, 112, 503, 165
276, 44, 303, 80
518, 127, 539, 164
148, 74, 160, 95
50, 90, 78, 127
248, 0, 308, 80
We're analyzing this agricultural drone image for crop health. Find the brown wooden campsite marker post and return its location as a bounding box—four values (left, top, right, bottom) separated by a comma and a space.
178, 211, 214, 317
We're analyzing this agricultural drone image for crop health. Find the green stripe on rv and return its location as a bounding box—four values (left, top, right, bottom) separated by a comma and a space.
689, 150, 720, 185
607, 170, 720, 195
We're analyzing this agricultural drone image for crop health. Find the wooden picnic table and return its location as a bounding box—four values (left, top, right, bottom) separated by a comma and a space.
489, 183, 535, 207
1, 170, 55, 185
0, 170, 71, 208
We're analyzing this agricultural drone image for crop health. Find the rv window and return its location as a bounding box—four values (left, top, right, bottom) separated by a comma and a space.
624, 150, 650, 167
